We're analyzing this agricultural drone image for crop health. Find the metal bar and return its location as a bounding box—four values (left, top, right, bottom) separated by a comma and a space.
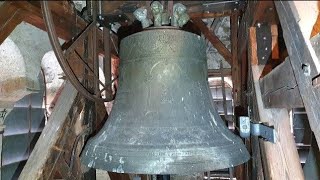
220, 61, 230, 122
92, 1, 99, 98
103, 27, 113, 101
63, 22, 95, 55
74, 50, 106, 89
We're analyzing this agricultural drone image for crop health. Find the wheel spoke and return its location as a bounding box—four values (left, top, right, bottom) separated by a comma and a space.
74, 51, 106, 89
63, 22, 96, 55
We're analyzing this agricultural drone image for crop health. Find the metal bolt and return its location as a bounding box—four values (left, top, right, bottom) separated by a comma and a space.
118, 14, 122, 17
302, 63, 311, 76
263, 37, 267, 40
257, 23, 261, 28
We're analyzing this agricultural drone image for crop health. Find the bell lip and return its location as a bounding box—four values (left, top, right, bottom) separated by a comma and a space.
80, 141, 250, 175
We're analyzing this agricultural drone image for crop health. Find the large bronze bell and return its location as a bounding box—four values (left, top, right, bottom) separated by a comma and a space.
81, 27, 250, 174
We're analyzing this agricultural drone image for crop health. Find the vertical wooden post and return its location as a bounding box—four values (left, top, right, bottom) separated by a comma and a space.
231, 13, 240, 106
248, 27, 304, 179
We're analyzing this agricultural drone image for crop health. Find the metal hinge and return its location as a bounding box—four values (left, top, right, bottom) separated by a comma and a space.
239, 116, 276, 143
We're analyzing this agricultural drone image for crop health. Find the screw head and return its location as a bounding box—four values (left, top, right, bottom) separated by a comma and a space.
257, 23, 261, 28
302, 63, 311, 76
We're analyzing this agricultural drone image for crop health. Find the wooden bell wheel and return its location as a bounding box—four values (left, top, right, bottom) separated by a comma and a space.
41, 1, 114, 102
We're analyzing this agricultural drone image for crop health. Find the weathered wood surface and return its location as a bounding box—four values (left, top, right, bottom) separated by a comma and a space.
275, 1, 320, 146
260, 58, 304, 109
208, 68, 231, 77
248, 27, 304, 179
0, 2, 23, 45
230, 13, 241, 106
19, 81, 82, 179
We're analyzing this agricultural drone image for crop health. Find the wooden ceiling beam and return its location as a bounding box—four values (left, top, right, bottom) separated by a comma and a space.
192, 18, 232, 65
0, 2, 23, 44
189, 10, 233, 19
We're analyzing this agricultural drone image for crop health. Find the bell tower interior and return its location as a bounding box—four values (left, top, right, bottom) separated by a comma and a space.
0, 1, 319, 179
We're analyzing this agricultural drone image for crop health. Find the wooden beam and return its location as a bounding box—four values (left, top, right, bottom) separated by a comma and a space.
208, 68, 231, 77
189, 10, 233, 19
248, 27, 304, 179
247, 27, 264, 180
19, 81, 107, 179
19, 81, 79, 179
230, 13, 241, 106
238, 1, 277, 65
0, 2, 23, 44
260, 58, 304, 109
192, 18, 232, 65
275, 1, 320, 146
237, 1, 277, 108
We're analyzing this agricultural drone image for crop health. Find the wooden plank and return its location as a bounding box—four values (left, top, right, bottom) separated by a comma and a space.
260, 58, 304, 108
248, 27, 304, 179
19, 81, 79, 179
192, 18, 232, 65
275, 1, 320, 146
250, 137, 264, 180
247, 27, 264, 180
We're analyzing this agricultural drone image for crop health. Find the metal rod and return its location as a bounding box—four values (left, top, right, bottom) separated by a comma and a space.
103, 27, 113, 101
220, 60, 230, 121
64, 22, 96, 55
91, 1, 99, 99
74, 51, 106, 89
229, 167, 234, 179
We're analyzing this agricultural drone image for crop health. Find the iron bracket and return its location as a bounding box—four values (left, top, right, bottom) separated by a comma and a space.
239, 116, 276, 143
